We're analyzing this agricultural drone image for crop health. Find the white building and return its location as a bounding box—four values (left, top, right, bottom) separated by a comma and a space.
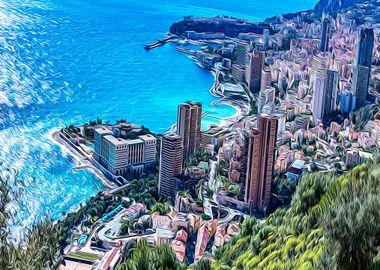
94, 128, 157, 176
258, 87, 275, 113
103, 135, 130, 175
140, 134, 158, 163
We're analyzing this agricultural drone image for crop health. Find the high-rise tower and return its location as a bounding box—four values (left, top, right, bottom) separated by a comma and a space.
246, 51, 265, 93
320, 18, 331, 52
158, 134, 183, 197
312, 69, 338, 124
352, 65, 370, 109
356, 28, 374, 68
245, 114, 278, 213
177, 102, 202, 161
351, 28, 374, 109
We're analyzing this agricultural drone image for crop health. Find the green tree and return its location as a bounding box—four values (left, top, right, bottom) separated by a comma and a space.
0, 170, 62, 270
193, 258, 212, 270
118, 239, 184, 270
120, 220, 133, 235
323, 195, 380, 270
151, 202, 170, 215
212, 156, 380, 270
124, 239, 153, 270
155, 243, 181, 270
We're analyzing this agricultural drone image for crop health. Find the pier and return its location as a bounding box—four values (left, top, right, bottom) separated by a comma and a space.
144, 35, 176, 50
175, 47, 197, 56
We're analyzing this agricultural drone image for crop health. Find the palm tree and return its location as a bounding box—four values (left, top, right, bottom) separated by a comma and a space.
123, 240, 137, 258
194, 258, 212, 270
239, 217, 257, 237
125, 239, 153, 270
155, 244, 180, 270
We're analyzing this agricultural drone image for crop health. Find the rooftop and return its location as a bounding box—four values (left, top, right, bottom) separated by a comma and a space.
104, 135, 127, 146
139, 134, 157, 141
95, 127, 112, 136
126, 138, 144, 145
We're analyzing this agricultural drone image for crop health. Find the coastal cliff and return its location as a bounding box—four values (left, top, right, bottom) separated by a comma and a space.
169, 16, 274, 37
170, 0, 363, 37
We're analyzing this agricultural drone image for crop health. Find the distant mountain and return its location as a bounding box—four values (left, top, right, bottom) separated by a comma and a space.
314, 0, 361, 14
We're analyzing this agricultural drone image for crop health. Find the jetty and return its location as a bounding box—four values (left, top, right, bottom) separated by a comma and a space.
175, 47, 196, 55
144, 35, 176, 50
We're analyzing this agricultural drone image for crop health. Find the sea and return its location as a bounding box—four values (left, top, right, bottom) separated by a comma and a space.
0, 0, 316, 234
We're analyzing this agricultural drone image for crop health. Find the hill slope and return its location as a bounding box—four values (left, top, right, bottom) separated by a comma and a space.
211, 156, 380, 269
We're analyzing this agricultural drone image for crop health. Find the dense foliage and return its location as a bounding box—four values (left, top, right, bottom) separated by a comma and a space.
212, 156, 380, 270
58, 174, 159, 246
116, 238, 186, 270
349, 102, 380, 131
0, 174, 159, 269
0, 170, 61, 270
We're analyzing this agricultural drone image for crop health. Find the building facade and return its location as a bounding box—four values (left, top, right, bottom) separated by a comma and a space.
246, 51, 264, 93
244, 114, 278, 213
94, 128, 157, 176
312, 69, 338, 125
177, 102, 202, 161
260, 68, 272, 91
320, 18, 331, 52
233, 42, 249, 66
158, 134, 184, 197
258, 87, 275, 114
352, 65, 370, 109
140, 134, 158, 163
356, 27, 374, 68
352, 27, 374, 109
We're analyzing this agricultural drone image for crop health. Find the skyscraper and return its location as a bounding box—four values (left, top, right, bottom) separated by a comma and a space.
352, 65, 370, 109
244, 129, 261, 211
245, 114, 278, 213
351, 28, 374, 109
233, 42, 249, 66
177, 102, 202, 161
320, 18, 331, 52
312, 69, 338, 124
263, 29, 270, 50
312, 71, 327, 124
246, 51, 264, 93
323, 69, 339, 121
355, 28, 374, 68
158, 134, 183, 197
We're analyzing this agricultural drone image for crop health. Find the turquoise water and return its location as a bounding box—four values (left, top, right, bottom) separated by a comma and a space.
0, 0, 316, 232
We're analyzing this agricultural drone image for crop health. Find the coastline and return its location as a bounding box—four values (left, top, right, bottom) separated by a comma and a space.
206, 68, 250, 125
164, 65, 247, 134
47, 129, 117, 190
48, 66, 243, 191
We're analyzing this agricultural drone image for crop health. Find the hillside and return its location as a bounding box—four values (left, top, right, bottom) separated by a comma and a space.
211, 156, 380, 269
